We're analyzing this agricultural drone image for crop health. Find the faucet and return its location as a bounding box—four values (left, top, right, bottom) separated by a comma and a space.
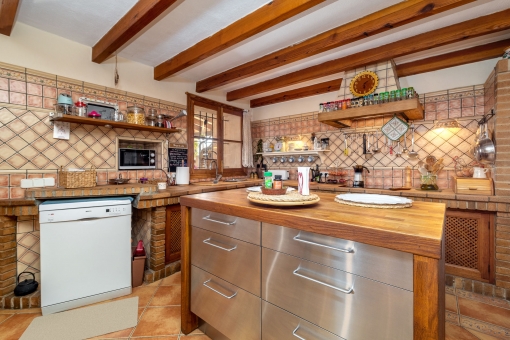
210, 160, 222, 184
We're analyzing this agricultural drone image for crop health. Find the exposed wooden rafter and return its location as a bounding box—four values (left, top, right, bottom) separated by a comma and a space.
226, 9, 510, 101
154, 0, 326, 81
0, 0, 20, 36
92, 0, 179, 64
250, 79, 342, 108
396, 38, 510, 77
196, 0, 475, 93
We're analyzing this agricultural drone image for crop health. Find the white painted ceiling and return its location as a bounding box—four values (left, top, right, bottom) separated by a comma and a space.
15, 0, 510, 102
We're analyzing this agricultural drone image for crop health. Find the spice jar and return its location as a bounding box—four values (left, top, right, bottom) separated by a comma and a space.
127, 105, 145, 125
273, 175, 283, 189
264, 172, 273, 189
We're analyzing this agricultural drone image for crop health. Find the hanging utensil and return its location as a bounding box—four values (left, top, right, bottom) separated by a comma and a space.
402, 131, 409, 156
474, 120, 495, 164
372, 132, 380, 154
407, 123, 419, 160
365, 133, 373, 160
344, 134, 349, 156
362, 133, 367, 155
395, 140, 402, 157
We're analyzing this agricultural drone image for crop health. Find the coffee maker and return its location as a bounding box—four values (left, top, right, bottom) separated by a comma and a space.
353, 165, 370, 188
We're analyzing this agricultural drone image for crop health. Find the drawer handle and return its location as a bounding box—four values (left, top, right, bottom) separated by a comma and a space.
203, 215, 237, 225
292, 325, 306, 340
203, 238, 237, 251
293, 267, 354, 294
203, 279, 237, 299
293, 234, 354, 253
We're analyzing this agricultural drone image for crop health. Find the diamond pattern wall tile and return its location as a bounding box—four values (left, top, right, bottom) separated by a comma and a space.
7, 154, 28, 168
19, 112, 39, 126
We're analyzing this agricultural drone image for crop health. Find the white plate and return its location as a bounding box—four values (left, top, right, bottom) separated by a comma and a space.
335, 193, 412, 205
246, 186, 295, 193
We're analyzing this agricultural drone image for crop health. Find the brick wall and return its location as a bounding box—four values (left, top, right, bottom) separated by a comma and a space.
0, 216, 16, 299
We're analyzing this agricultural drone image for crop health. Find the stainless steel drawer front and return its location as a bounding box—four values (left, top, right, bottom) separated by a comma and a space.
262, 248, 413, 340
262, 223, 413, 290
192, 226, 261, 296
192, 208, 261, 245
262, 301, 344, 340
191, 266, 261, 340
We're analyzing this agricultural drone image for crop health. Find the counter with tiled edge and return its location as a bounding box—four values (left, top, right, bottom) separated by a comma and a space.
180, 189, 447, 339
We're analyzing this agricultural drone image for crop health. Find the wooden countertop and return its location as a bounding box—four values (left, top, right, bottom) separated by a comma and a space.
25, 183, 158, 199
180, 188, 446, 259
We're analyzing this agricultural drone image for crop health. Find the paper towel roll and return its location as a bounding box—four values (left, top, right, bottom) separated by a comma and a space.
176, 167, 190, 185
298, 167, 310, 196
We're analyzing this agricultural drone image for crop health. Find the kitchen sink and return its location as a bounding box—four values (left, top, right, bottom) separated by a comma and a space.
222, 178, 248, 182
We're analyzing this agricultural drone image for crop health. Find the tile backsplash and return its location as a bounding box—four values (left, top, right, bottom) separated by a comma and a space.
0, 61, 188, 198
251, 84, 488, 189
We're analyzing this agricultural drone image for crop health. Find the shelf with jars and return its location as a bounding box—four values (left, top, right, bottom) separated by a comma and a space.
318, 96, 424, 128
257, 150, 331, 163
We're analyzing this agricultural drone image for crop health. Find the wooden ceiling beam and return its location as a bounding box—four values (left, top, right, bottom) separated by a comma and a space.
0, 0, 20, 36
226, 9, 510, 101
250, 79, 342, 108
196, 0, 475, 93
92, 0, 179, 64
396, 39, 510, 77
154, 0, 326, 81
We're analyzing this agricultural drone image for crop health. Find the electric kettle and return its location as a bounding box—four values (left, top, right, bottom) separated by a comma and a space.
353, 165, 370, 188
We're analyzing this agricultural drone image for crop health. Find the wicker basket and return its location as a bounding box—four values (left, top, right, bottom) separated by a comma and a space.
58, 166, 96, 188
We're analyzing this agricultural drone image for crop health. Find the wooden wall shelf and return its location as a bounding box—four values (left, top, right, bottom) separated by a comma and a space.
318, 97, 424, 128
50, 115, 181, 134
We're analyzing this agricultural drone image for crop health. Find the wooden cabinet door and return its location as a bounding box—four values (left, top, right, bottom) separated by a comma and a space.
445, 209, 494, 283
166, 204, 182, 264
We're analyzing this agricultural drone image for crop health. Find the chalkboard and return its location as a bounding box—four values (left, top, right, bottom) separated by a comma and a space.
168, 147, 188, 172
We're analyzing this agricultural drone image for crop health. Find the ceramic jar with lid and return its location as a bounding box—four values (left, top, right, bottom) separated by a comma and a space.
127, 105, 145, 125
73, 100, 87, 117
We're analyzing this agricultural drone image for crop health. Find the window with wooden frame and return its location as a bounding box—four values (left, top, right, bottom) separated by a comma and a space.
186, 93, 245, 179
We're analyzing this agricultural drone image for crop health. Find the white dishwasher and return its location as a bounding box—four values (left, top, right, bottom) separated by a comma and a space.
39, 197, 133, 315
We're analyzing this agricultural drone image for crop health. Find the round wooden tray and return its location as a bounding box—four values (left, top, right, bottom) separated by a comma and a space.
248, 196, 320, 206
334, 197, 412, 209
247, 191, 320, 206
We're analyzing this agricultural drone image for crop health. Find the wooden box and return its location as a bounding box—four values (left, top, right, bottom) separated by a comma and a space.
453, 177, 494, 196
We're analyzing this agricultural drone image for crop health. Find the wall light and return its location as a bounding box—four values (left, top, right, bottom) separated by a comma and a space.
432, 119, 461, 132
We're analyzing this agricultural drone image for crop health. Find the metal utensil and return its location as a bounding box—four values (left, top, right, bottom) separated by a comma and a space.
307, 155, 314, 162
425, 155, 437, 167
344, 134, 349, 156
298, 156, 304, 163
395, 140, 402, 157
474, 121, 495, 164
288, 156, 294, 163
402, 131, 409, 155
372, 132, 380, 154
365, 133, 373, 160
280, 157, 287, 163
407, 124, 419, 160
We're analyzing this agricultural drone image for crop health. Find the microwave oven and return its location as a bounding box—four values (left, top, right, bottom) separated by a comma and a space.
118, 149, 156, 170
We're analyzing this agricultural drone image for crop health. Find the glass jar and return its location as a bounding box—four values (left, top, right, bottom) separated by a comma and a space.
127, 105, 145, 125
273, 175, 282, 189
73, 101, 87, 116
155, 114, 165, 128
420, 174, 438, 190
264, 172, 273, 189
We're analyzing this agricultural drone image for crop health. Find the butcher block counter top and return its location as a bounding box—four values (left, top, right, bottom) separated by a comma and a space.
180, 188, 445, 259
180, 188, 447, 339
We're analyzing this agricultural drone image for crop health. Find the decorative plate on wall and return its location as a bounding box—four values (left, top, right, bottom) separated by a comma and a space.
381, 115, 409, 141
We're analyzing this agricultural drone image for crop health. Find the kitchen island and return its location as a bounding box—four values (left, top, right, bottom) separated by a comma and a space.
180, 188, 446, 340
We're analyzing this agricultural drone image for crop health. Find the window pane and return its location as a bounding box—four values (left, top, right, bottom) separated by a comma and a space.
193, 106, 218, 139
224, 142, 242, 169
194, 139, 218, 170
223, 112, 242, 141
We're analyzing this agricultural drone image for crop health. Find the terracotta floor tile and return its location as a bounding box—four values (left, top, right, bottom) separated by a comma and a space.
180, 335, 212, 339
161, 272, 181, 286
0, 313, 42, 340
466, 328, 502, 340
0, 314, 13, 325
446, 322, 480, 340
86, 326, 133, 339
445, 293, 457, 313
458, 297, 510, 329
150, 285, 181, 306
131, 306, 181, 337
146, 279, 162, 287
113, 286, 158, 308
130, 337, 178, 340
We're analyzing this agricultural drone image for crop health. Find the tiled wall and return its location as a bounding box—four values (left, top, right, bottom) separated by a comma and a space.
251, 84, 486, 189
0, 61, 189, 198
132, 208, 152, 269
